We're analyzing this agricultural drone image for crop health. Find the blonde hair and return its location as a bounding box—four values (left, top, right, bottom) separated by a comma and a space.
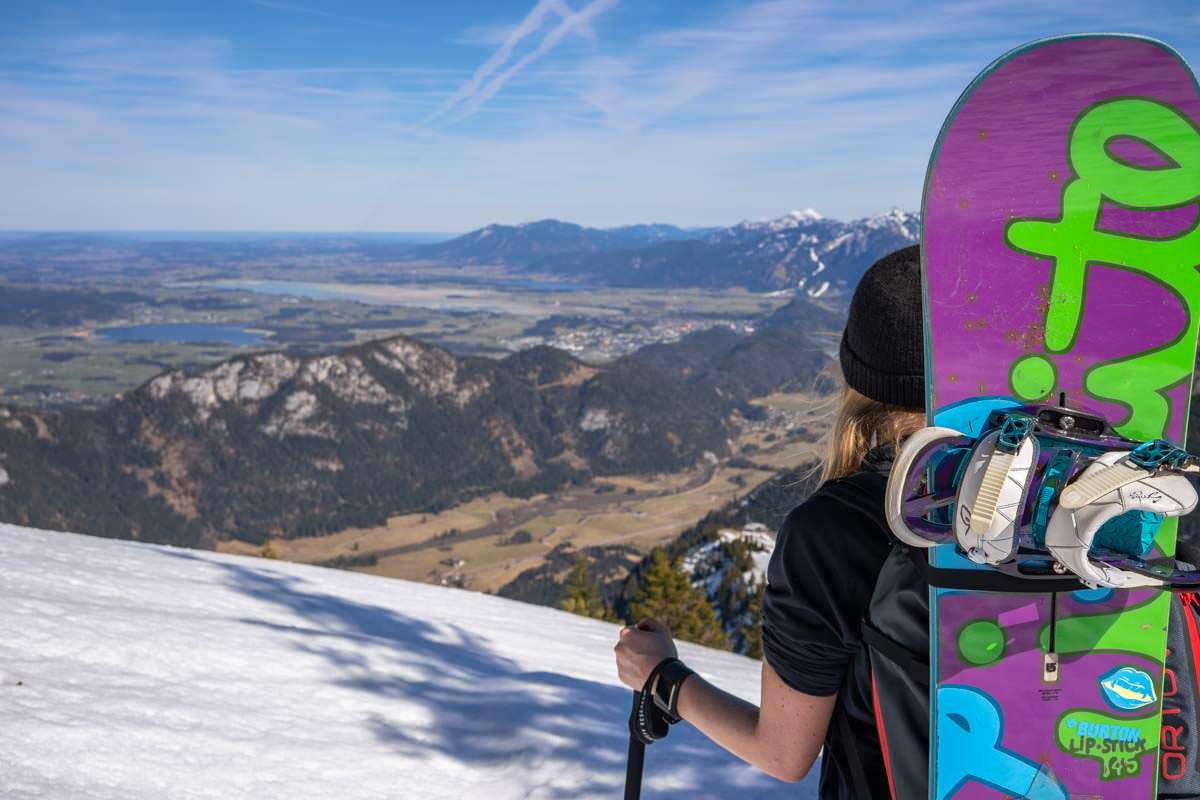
820, 386, 925, 483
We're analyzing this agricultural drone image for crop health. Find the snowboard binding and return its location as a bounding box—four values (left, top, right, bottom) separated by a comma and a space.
886, 403, 1200, 589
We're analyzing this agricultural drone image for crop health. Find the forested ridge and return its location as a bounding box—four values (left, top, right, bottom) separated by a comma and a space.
0, 297, 836, 548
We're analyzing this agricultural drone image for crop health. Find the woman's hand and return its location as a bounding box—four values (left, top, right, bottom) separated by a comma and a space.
615, 621, 833, 783
614, 618, 678, 691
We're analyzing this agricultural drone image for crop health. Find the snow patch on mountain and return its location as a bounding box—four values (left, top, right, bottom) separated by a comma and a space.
863, 207, 916, 239
0, 524, 811, 799
262, 389, 333, 439
579, 407, 617, 431
683, 523, 775, 617
732, 209, 831, 235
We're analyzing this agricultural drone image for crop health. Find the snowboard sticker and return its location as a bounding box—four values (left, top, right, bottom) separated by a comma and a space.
922, 35, 1200, 798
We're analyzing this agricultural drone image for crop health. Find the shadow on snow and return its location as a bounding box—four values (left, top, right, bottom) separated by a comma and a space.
157, 549, 798, 799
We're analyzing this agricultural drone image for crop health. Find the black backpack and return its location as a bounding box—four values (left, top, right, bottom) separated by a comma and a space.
1161, 542, 1200, 797
825, 471, 1200, 799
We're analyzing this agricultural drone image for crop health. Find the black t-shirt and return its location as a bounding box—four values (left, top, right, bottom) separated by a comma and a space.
762, 453, 894, 799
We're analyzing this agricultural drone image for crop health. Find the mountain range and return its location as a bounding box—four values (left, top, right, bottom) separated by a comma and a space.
1, 209, 920, 295
0, 297, 838, 549
407, 209, 920, 295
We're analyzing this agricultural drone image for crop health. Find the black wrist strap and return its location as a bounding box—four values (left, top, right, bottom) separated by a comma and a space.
652, 659, 695, 724
630, 657, 683, 745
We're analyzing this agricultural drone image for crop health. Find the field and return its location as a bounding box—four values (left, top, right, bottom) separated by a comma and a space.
218, 391, 831, 594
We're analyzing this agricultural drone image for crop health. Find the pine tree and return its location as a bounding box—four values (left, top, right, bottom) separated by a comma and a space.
741, 579, 766, 660
630, 549, 729, 649
560, 556, 616, 621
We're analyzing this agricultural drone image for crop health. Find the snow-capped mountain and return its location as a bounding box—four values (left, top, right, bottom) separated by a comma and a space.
702, 208, 919, 297
723, 208, 828, 236
409, 209, 919, 295
0, 523, 814, 799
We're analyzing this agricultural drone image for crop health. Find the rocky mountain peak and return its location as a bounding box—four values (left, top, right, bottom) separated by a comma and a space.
143, 352, 302, 416
137, 335, 491, 433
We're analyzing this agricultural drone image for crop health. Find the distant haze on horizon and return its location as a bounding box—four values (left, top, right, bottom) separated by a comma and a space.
0, 207, 896, 237
0, 227, 466, 238
2, 0, 1197, 231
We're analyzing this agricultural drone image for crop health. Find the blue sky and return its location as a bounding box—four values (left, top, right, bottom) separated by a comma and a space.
2, 0, 1198, 232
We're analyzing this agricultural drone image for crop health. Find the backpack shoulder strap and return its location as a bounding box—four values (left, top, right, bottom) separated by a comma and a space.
861, 619, 928, 685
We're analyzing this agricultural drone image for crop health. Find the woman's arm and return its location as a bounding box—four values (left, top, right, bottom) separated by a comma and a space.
679, 658, 834, 782
615, 619, 835, 783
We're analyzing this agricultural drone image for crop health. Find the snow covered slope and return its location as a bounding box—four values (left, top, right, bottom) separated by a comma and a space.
0, 525, 816, 799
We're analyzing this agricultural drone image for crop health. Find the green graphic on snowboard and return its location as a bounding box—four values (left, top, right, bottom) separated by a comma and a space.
1035, 593, 1166, 655
1057, 709, 1158, 780
956, 620, 1007, 666
1005, 97, 1200, 440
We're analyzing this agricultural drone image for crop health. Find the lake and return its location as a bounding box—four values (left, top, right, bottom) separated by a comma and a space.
98, 323, 264, 346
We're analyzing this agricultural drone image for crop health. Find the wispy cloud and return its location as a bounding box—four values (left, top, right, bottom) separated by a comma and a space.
569, 0, 1115, 136
2, 0, 1196, 230
643, 0, 815, 48
578, 0, 831, 132
250, 0, 382, 27
453, 22, 520, 48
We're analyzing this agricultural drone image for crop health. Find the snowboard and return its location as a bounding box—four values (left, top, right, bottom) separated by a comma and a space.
921, 34, 1200, 799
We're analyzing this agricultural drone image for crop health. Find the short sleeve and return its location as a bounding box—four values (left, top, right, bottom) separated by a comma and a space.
761, 491, 891, 696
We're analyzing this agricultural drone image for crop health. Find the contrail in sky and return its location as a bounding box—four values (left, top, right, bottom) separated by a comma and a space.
425, 0, 617, 126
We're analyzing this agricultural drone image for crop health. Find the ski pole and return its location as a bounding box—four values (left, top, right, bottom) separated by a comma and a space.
624, 691, 646, 800
624, 660, 673, 799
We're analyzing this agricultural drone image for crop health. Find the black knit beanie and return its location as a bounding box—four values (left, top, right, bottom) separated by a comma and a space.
838, 244, 924, 409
